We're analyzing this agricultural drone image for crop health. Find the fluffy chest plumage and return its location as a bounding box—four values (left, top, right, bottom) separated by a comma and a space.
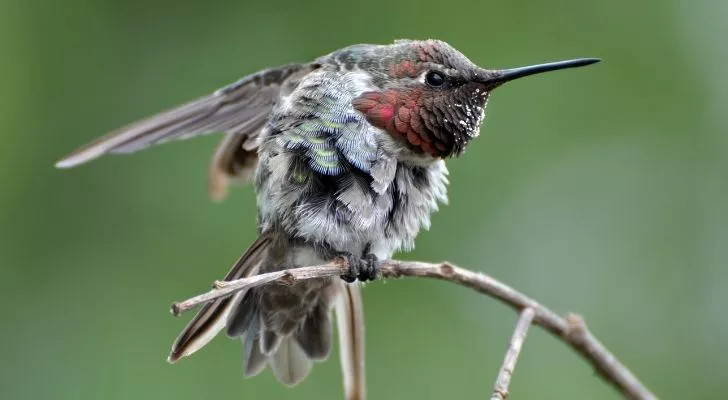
254, 68, 449, 259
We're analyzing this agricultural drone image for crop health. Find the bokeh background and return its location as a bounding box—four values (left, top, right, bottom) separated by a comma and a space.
1, 0, 726, 398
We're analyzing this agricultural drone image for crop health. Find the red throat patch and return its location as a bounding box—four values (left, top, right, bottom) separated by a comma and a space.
352, 89, 444, 157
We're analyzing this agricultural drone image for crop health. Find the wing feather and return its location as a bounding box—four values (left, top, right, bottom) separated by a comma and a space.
55, 64, 312, 170
168, 233, 272, 363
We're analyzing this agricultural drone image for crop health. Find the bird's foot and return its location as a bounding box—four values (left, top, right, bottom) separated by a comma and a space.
338, 252, 381, 283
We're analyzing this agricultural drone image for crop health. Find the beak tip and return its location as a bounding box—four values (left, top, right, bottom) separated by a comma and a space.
579, 57, 602, 66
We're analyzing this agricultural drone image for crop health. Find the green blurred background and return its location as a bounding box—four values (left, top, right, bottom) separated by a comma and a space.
1, 0, 726, 398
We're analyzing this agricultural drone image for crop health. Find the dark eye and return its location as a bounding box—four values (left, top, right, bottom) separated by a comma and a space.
425, 71, 445, 87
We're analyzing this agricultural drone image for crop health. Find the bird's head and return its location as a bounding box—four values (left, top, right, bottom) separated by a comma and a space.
347, 39, 599, 158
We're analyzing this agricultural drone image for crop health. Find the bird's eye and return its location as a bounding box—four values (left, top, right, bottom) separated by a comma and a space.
425, 71, 445, 87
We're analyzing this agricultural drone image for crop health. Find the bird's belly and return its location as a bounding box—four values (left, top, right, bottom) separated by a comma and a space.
293, 208, 398, 259
258, 185, 405, 259
255, 145, 449, 260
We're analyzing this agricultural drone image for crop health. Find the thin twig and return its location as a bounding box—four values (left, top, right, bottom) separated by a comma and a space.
490, 308, 535, 400
171, 258, 658, 400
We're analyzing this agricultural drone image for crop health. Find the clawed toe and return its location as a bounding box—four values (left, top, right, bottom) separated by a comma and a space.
339, 252, 360, 283
338, 252, 380, 283
360, 253, 380, 281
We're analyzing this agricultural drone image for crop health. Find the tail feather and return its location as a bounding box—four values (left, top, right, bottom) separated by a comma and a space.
238, 312, 324, 385
336, 283, 366, 400
269, 337, 313, 387
242, 329, 267, 378
169, 233, 352, 389
295, 303, 332, 361
261, 330, 282, 355
228, 284, 336, 385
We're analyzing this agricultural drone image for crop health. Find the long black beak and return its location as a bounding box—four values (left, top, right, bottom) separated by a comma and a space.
483, 58, 600, 87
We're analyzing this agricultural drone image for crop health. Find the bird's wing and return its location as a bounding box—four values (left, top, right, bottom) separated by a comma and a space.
207, 130, 260, 201
55, 63, 315, 199
167, 233, 272, 363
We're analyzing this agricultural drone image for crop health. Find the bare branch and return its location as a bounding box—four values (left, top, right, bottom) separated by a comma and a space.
491, 308, 535, 400
171, 258, 658, 400
170, 261, 345, 316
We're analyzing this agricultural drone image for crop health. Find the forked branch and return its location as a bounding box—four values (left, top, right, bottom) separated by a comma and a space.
171, 258, 658, 400
491, 308, 535, 400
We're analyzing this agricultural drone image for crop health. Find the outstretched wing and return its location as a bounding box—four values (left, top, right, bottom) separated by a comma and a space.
168, 233, 272, 363
55, 63, 315, 198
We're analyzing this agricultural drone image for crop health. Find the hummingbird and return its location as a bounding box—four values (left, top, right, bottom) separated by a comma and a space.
55, 39, 598, 388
